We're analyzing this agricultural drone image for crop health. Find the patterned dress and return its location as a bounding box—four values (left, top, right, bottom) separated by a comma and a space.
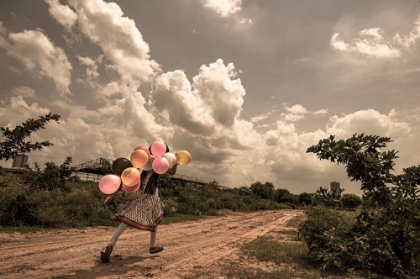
111, 170, 163, 232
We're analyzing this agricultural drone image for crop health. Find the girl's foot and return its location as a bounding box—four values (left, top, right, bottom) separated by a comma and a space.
100, 245, 113, 263
149, 246, 164, 254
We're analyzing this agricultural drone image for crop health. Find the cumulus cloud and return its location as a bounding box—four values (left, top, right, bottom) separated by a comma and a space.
150, 59, 246, 131
7, 30, 72, 94
326, 109, 411, 140
67, 0, 160, 82
331, 16, 420, 59
45, 0, 77, 29
201, 0, 252, 26
201, 0, 242, 17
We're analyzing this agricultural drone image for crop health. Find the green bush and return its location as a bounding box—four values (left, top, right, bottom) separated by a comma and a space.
304, 134, 420, 278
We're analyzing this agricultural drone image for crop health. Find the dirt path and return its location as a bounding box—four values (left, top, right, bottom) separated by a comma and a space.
0, 209, 303, 279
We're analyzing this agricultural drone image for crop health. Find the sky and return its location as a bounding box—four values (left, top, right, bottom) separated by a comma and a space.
0, 0, 419, 194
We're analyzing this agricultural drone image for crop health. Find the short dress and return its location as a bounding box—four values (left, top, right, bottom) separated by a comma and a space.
111, 170, 163, 232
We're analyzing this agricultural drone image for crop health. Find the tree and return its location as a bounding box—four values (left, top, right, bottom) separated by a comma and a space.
23, 157, 77, 192
314, 186, 344, 207
250, 181, 274, 199
0, 112, 60, 161
340, 193, 362, 209
301, 134, 420, 278
298, 192, 313, 206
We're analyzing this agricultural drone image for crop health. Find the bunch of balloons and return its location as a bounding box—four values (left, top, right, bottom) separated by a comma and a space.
98, 140, 192, 195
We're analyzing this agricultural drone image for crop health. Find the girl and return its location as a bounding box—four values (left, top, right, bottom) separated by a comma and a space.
100, 154, 177, 263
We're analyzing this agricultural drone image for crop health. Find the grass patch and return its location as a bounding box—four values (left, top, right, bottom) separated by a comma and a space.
284, 214, 303, 228
160, 214, 207, 225
240, 236, 310, 267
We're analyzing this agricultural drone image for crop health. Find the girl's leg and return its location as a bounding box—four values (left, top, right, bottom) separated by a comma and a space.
101, 222, 128, 263
149, 226, 164, 253
150, 226, 157, 248
109, 222, 128, 247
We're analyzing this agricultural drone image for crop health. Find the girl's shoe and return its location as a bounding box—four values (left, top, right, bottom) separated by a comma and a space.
149, 246, 164, 254
100, 245, 113, 263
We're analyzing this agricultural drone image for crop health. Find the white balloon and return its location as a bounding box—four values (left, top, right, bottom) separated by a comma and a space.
143, 155, 156, 171
163, 152, 176, 168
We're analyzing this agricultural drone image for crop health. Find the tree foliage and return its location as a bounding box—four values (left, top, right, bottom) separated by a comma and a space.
300, 134, 420, 278
0, 112, 60, 161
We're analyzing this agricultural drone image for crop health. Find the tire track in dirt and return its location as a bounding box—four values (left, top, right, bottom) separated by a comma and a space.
0, 209, 303, 279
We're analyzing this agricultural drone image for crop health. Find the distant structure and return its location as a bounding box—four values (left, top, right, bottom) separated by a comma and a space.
2, 154, 29, 173
74, 158, 112, 182
330, 181, 341, 198
12, 154, 28, 168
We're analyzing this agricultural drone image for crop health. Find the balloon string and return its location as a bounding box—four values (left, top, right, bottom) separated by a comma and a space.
104, 195, 112, 204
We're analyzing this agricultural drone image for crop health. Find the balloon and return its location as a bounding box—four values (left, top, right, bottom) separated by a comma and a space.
143, 155, 156, 171
152, 157, 169, 174
121, 167, 140, 186
122, 181, 140, 193
99, 174, 121, 194
130, 149, 149, 168
150, 140, 167, 157
175, 150, 192, 165
163, 152, 176, 167
134, 145, 151, 158
112, 158, 133, 176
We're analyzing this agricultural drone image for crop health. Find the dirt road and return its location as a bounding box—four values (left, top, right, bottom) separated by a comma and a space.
0, 210, 303, 279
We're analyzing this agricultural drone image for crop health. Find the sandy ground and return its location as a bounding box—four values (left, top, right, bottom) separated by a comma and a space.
0, 209, 303, 279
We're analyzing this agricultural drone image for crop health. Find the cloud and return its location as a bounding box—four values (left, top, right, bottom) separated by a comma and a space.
45, 0, 77, 30
6, 29, 72, 94
326, 109, 411, 140
0, 21, 10, 49
393, 16, 420, 49
331, 29, 401, 59
200, 0, 252, 26
11, 86, 36, 100
201, 0, 242, 17
250, 110, 276, 123
331, 16, 420, 59
313, 109, 329, 116
67, 0, 160, 82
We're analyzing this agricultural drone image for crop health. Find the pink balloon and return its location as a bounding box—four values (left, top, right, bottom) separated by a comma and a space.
122, 181, 140, 193
99, 174, 121, 194
152, 157, 169, 174
143, 155, 156, 171
134, 145, 151, 158
150, 141, 166, 157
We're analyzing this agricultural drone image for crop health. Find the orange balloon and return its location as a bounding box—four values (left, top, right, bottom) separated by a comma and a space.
121, 167, 140, 186
130, 149, 148, 168
175, 150, 192, 165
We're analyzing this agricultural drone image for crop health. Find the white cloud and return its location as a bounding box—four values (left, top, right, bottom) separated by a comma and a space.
200, 0, 252, 27
393, 16, 420, 49
326, 109, 411, 140
250, 110, 276, 123
313, 109, 329, 116
201, 0, 242, 17
45, 0, 77, 29
331, 16, 420, 59
11, 86, 36, 100
67, 0, 160, 82
331, 29, 401, 59
7, 30, 72, 94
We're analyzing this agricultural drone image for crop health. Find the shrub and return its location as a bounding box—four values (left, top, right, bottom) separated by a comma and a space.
303, 134, 420, 278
